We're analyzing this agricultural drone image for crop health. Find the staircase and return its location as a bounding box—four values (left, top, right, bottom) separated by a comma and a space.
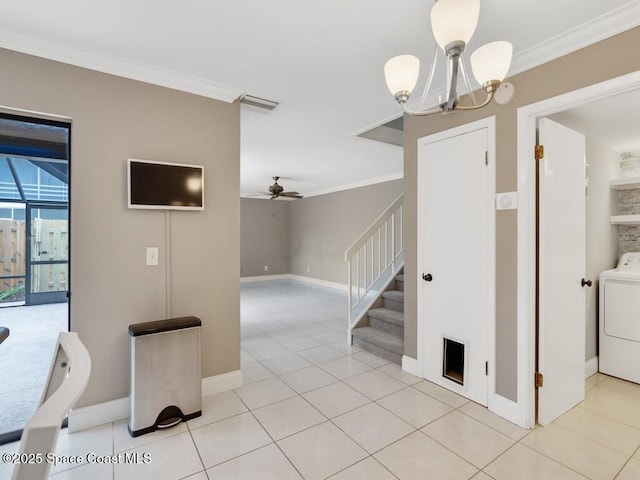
352, 271, 404, 365
344, 194, 404, 365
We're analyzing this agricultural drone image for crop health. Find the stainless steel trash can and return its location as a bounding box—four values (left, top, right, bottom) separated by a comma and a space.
128, 316, 202, 437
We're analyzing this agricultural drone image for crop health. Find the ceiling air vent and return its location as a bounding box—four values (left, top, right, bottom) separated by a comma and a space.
240, 94, 279, 112
358, 116, 403, 147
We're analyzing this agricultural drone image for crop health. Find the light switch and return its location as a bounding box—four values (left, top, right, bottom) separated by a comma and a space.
146, 247, 159, 266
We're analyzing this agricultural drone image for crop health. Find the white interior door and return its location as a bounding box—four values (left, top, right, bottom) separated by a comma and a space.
419, 127, 491, 406
538, 117, 586, 425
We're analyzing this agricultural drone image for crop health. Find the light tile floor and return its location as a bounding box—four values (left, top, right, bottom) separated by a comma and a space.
2, 280, 640, 479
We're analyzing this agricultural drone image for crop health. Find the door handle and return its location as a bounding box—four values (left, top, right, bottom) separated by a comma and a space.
581, 278, 592, 287
422, 273, 433, 282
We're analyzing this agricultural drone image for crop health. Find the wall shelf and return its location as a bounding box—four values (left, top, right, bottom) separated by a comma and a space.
611, 215, 640, 225
610, 177, 640, 190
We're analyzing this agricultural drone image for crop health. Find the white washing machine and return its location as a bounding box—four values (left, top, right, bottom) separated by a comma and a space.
599, 252, 640, 384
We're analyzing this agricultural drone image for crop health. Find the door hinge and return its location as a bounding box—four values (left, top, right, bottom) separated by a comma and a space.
535, 144, 544, 161
535, 372, 544, 388
485, 361, 488, 376
485, 151, 488, 166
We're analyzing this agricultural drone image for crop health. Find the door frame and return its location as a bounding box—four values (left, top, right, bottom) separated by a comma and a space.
417, 116, 497, 412
516, 69, 640, 428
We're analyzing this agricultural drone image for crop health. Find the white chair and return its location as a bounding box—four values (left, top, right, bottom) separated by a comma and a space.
12, 332, 91, 480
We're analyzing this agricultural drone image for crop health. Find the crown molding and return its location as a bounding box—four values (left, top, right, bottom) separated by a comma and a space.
2, 3, 640, 107
240, 172, 404, 200
0, 28, 242, 103
509, 1, 640, 77
304, 172, 404, 198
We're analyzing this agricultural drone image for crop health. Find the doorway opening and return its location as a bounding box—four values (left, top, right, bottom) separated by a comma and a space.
0, 112, 70, 443
517, 69, 640, 428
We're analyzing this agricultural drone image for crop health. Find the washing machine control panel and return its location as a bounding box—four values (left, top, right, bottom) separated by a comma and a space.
617, 252, 640, 271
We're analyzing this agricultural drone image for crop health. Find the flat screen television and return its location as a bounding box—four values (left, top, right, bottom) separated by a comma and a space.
128, 158, 204, 210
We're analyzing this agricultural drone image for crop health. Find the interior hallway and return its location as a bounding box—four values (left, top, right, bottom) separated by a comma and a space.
1, 280, 639, 479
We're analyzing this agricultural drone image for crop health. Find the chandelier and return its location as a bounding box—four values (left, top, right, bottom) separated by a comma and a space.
384, 0, 514, 116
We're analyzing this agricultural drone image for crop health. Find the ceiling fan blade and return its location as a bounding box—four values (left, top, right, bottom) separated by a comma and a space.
281, 192, 303, 199
270, 194, 279, 200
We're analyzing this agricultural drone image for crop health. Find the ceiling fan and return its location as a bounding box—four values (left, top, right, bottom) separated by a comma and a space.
267, 176, 303, 200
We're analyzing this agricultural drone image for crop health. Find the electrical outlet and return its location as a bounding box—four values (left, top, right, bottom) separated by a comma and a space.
264, 265, 268, 272
146, 247, 159, 266
307, 266, 311, 273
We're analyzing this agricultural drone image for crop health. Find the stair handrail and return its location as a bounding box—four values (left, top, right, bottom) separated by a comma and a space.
344, 194, 404, 261
344, 193, 403, 338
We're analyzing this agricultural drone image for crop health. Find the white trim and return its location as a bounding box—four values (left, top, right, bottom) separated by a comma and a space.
201, 369, 243, 397
288, 274, 349, 292
68, 397, 129, 433
241, 173, 404, 199
585, 356, 599, 378
68, 369, 244, 433
517, 69, 640, 429
490, 394, 523, 427
510, 3, 640, 79
416, 116, 497, 413
402, 355, 423, 377
303, 173, 404, 199
241, 273, 349, 292
1, 3, 639, 108
241, 274, 291, 283
0, 28, 241, 103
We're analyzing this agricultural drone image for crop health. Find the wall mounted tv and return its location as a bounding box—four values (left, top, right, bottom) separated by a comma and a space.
128, 158, 204, 211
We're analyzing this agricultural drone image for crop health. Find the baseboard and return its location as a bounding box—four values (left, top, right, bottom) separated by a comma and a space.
68, 396, 129, 433
202, 369, 243, 397
288, 274, 348, 292
402, 355, 422, 377
585, 356, 599, 378
241, 273, 348, 292
68, 370, 243, 433
241, 274, 290, 283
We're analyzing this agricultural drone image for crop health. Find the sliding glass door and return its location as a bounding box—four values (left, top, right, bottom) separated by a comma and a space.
0, 113, 70, 443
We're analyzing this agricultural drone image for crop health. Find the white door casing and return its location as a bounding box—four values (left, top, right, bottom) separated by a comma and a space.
537, 118, 586, 425
417, 118, 496, 407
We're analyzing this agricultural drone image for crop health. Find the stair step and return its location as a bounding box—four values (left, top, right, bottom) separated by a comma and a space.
352, 326, 403, 365
382, 290, 404, 312
368, 308, 403, 327
395, 274, 404, 292
395, 274, 404, 282
367, 308, 403, 337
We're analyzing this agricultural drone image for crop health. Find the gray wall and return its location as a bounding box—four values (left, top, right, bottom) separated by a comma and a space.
241, 198, 290, 277
585, 138, 619, 361
289, 179, 404, 284
0, 48, 241, 408
404, 27, 640, 401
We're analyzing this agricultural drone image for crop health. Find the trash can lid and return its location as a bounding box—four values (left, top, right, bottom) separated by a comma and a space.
128, 316, 201, 336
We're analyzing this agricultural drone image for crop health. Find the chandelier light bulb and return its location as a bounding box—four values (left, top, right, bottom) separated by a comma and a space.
383, 1, 514, 115
384, 55, 420, 99
430, 0, 480, 50
470, 41, 513, 86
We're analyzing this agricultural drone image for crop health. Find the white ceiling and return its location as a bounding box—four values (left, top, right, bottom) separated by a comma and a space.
551, 89, 640, 154
0, 0, 639, 197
